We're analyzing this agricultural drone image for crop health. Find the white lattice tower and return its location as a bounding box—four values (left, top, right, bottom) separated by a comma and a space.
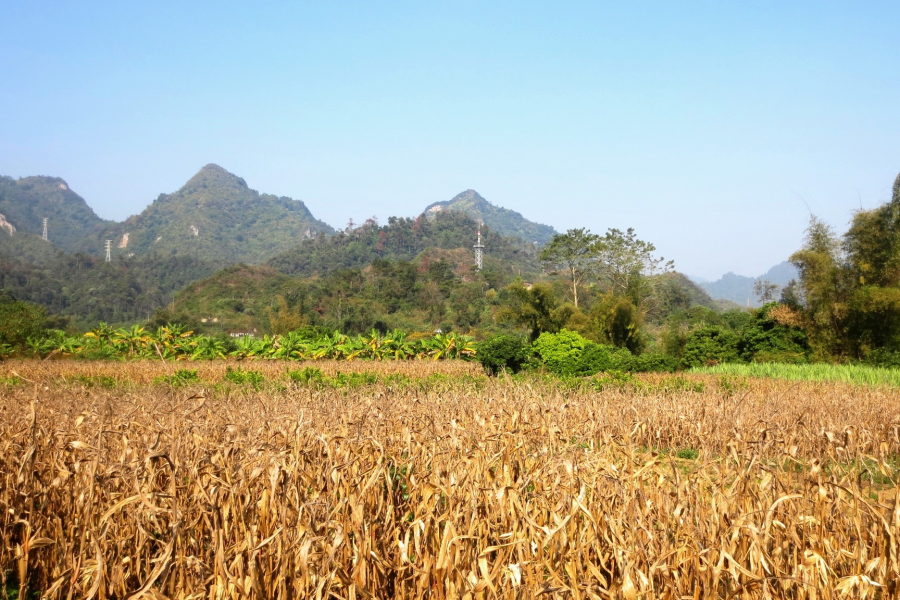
473, 227, 485, 270
104, 240, 112, 262
42, 218, 48, 241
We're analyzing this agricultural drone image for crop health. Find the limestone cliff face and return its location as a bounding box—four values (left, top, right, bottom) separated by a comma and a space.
0, 213, 16, 236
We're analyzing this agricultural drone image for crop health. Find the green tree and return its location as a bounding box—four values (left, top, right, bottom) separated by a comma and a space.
498, 282, 570, 341
753, 279, 779, 303
594, 228, 673, 311
587, 294, 644, 353
789, 216, 851, 358
683, 326, 741, 368
0, 295, 47, 350
539, 228, 600, 307
844, 172, 900, 288
265, 295, 308, 335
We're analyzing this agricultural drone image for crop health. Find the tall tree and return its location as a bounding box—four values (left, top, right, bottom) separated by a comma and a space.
497, 282, 571, 341
790, 215, 851, 358
595, 228, 673, 312
539, 228, 600, 307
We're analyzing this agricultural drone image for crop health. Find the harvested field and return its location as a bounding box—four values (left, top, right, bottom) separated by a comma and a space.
3, 360, 900, 598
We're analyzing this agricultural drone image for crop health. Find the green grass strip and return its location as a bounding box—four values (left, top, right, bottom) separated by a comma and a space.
690, 362, 900, 388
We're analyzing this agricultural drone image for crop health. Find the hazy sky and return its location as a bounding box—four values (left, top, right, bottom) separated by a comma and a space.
2, 2, 898, 279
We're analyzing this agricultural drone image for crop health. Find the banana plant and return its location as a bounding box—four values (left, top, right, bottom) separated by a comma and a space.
271, 332, 309, 360
112, 325, 154, 357
84, 322, 115, 351
382, 330, 413, 360
190, 336, 227, 360
422, 332, 477, 360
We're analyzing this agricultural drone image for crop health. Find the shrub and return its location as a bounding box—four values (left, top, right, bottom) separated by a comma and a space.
154, 369, 201, 387
863, 348, 900, 369
533, 330, 591, 375
628, 352, 678, 373
575, 343, 634, 376
683, 326, 741, 368
288, 367, 325, 384
0, 296, 47, 350
477, 335, 532, 375
224, 367, 265, 389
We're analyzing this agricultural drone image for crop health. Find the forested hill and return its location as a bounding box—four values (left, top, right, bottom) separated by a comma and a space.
0, 175, 111, 253
97, 164, 335, 265
0, 250, 216, 330
423, 189, 557, 245
267, 210, 542, 281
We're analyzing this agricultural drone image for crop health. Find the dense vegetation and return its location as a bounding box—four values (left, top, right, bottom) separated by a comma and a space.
3, 322, 475, 362
0, 251, 215, 330
268, 210, 540, 278
786, 172, 900, 363
7, 166, 900, 378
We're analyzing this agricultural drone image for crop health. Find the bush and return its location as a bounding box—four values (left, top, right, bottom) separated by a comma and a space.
288, 367, 325, 384
739, 303, 810, 364
224, 366, 265, 389
683, 326, 741, 368
476, 335, 532, 375
628, 352, 678, 373
533, 330, 591, 375
154, 369, 201, 387
533, 330, 663, 376
863, 348, 900, 369
575, 343, 634, 376
0, 296, 47, 350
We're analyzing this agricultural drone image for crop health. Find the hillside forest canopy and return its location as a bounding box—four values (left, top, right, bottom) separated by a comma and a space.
2, 168, 900, 373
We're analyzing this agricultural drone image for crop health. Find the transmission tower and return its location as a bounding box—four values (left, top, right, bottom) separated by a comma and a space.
473, 227, 485, 271
104, 240, 112, 262
41, 218, 48, 241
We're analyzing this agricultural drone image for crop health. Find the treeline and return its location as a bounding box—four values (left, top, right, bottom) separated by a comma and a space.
786, 172, 900, 364
267, 210, 540, 278
0, 252, 215, 329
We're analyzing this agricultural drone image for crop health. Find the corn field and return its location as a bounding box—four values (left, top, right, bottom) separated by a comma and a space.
3, 360, 900, 598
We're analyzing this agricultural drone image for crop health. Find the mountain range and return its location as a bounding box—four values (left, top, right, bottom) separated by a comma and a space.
0, 164, 569, 328
692, 261, 799, 307
0, 165, 558, 267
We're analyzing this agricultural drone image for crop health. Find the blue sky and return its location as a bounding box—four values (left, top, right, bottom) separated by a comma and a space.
1, 2, 898, 279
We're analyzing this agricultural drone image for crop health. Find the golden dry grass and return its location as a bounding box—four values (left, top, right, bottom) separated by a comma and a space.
3, 360, 900, 598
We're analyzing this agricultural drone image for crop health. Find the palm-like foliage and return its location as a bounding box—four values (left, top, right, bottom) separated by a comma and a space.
23, 326, 476, 362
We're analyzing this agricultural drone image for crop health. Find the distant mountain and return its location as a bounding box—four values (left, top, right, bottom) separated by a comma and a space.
423, 190, 557, 245
699, 261, 799, 307
97, 164, 335, 265
0, 165, 336, 266
0, 175, 111, 254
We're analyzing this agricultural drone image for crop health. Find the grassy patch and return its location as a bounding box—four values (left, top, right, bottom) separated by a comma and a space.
153, 369, 201, 387
73, 374, 117, 389
223, 366, 265, 389
692, 362, 900, 387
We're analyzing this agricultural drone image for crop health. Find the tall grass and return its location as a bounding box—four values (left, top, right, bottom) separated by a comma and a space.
691, 361, 900, 387
3, 360, 900, 597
